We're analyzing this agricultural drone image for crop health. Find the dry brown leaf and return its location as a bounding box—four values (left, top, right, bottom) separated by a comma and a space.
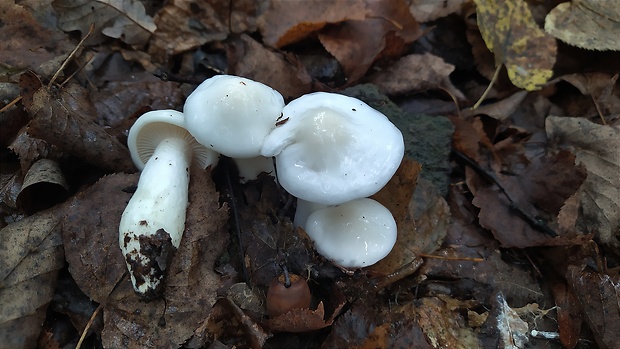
16, 158, 68, 214
52, 0, 156, 46
92, 75, 185, 127
227, 34, 312, 100
318, 0, 421, 82
550, 280, 582, 349
462, 91, 528, 120
19, 73, 135, 173
0, 210, 64, 348
545, 0, 620, 51
0, 2, 73, 78
102, 168, 229, 348
148, 0, 258, 63
258, 0, 371, 48
473, 0, 557, 91
546, 116, 620, 248
416, 296, 481, 349
368, 53, 466, 100
61, 173, 137, 303
408, 0, 467, 23
565, 264, 620, 349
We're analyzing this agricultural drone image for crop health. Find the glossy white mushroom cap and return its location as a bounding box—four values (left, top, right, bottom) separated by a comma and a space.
261, 92, 404, 205
128, 110, 219, 170
305, 198, 397, 268
183, 75, 285, 158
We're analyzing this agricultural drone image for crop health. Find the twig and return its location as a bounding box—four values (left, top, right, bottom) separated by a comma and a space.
417, 252, 484, 262
451, 150, 557, 237
76, 303, 103, 349
472, 64, 502, 109
49, 23, 94, 88
0, 96, 22, 113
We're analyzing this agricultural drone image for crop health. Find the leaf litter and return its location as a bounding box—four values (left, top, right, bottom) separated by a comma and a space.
1, 1, 619, 348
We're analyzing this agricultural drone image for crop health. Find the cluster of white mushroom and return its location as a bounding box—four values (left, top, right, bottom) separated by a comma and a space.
119, 75, 404, 298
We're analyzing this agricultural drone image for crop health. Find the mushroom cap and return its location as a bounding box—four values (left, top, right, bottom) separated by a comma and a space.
305, 198, 397, 268
183, 75, 285, 158
261, 92, 404, 205
127, 110, 219, 171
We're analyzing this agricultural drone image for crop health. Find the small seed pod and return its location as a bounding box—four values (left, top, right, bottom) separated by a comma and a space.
266, 273, 312, 318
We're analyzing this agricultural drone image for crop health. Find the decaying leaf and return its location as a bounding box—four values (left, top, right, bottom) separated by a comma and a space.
16, 158, 68, 214
0, 210, 64, 349
102, 168, 229, 348
258, 0, 371, 48
408, 0, 468, 23
546, 116, 620, 248
318, 0, 421, 82
0, 2, 73, 78
473, 0, 556, 90
61, 173, 137, 303
416, 296, 481, 348
148, 0, 258, 63
480, 292, 529, 349
565, 264, 620, 349
19, 73, 135, 173
227, 34, 312, 100
368, 53, 465, 100
545, 0, 620, 51
52, 0, 156, 46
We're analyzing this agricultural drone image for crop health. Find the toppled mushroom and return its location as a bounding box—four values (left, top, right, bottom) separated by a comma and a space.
119, 110, 218, 299
304, 198, 397, 269
261, 92, 404, 205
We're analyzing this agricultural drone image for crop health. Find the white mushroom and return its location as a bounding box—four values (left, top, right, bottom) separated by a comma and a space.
261, 92, 404, 205
183, 75, 285, 158
304, 198, 397, 268
233, 156, 275, 183
119, 110, 218, 299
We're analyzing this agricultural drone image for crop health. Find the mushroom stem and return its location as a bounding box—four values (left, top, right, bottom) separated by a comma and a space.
119, 137, 191, 297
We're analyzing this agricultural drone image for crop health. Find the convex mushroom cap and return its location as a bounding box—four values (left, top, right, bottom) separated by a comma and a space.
120, 110, 218, 299
304, 198, 397, 268
183, 75, 285, 158
261, 92, 404, 205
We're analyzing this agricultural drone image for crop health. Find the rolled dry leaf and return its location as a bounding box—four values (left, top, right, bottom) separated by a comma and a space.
16, 158, 68, 214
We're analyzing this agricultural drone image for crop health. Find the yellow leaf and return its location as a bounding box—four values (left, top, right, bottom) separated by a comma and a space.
473, 0, 556, 91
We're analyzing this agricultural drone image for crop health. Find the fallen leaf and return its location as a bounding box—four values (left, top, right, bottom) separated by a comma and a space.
16, 158, 68, 214
0, 2, 73, 78
565, 264, 620, 349
462, 91, 528, 120
416, 296, 481, 349
368, 53, 466, 100
479, 292, 529, 349
102, 167, 229, 348
545, 0, 620, 51
550, 279, 582, 349
0, 210, 64, 349
52, 0, 156, 46
322, 305, 378, 349
318, 0, 421, 82
226, 34, 312, 100
257, 0, 371, 48
473, 0, 557, 90
61, 173, 137, 303
148, 0, 257, 63
19, 73, 135, 173
265, 300, 346, 333
546, 116, 620, 248
92, 74, 185, 127
408, 0, 468, 23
